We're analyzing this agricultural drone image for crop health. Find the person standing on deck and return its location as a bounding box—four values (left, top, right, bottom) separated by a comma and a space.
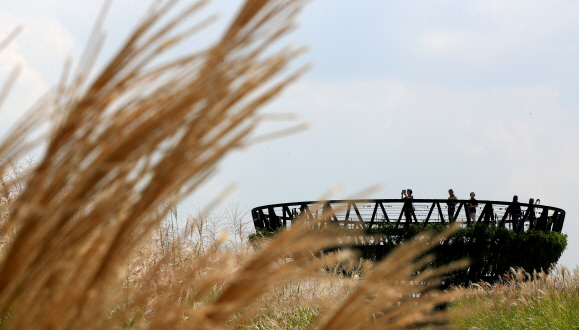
508, 195, 522, 232
401, 189, 414, 225
447, 189, 457, 222
467, 192, 478, 223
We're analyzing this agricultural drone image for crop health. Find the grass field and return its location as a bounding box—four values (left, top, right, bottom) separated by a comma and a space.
103, 220, 579, 329
111, 217, 464, 329
451, 266, 579, 329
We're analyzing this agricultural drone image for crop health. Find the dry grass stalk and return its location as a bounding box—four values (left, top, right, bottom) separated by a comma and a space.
314, 224, 469, 330
114, 215, 469, 329
459, 265, 579, 306
113, 215, 468, 329
0, 0, 471, 329
0, 0, 307, 328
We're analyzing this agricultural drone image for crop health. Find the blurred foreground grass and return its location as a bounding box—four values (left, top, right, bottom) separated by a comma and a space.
0, 1, 466, 328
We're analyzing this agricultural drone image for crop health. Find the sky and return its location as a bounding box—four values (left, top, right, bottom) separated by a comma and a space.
1, 0, 579, 266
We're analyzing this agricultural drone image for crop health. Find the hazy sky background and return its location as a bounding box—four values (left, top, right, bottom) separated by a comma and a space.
1, 0, 579, 266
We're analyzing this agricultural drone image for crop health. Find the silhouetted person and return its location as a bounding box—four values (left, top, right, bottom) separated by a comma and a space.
508, 195, 521, 232
402, 189, 414, 225
447, 189, 457, 222
467, 192, 478, 223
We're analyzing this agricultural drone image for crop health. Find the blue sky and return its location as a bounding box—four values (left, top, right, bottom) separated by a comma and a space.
1, 0, 579, 266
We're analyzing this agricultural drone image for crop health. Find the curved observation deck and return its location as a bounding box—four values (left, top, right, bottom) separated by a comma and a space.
251, 199, 566, 233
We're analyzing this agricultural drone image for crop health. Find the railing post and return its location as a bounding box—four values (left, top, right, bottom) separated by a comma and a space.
397, 205, 404, 224
483, 203, 493, 223
560, 212, 566, 232
537, 206, 549, 231
282, 206, 294, 228
322, 202, 338, 223
345, 202, 352, 224
370, 202, 379, 229
500, 205, 510, 227
436, 202, 445, 223
553, 211, 566, 233
379, 202, 390, 223
258, 208, 269, 230
369, 202, 389, 228
299, 204, 314, 228
550, 211, 559, 232
464, 203, 471, 226
352, 202, 366, 229
520, 205, 531, 232
267, 206, 282, 231
425, 202, 436, 223
452, 202, 464, 224
412, 206, 418, 224
252, 209, 264, 231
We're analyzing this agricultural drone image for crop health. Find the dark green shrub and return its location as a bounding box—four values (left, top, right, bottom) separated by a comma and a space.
252, 221, 566, 286
362, 222, 567, 286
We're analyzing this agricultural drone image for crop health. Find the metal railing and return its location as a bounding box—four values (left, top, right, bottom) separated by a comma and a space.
251, 199, 566, 233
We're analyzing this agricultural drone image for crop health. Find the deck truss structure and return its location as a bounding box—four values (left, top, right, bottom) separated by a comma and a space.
252, 199, 566, 234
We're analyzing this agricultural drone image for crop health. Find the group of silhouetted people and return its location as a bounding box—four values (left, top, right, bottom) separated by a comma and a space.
401, 189, 542, 231
446, 189, 479, 223
508, 195, 541, 231
402, 189, 480, 224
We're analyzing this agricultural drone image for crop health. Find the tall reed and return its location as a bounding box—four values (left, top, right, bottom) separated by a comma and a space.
115, 213, 467, 329
0, 1, 307, 328
0, 1, 468, 329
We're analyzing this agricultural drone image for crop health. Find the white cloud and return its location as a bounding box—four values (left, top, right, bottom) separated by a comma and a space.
414, 1, 579, 64
474, 0, 579, 34
0, 8, 76, 122
421, 31, 464, 53
188, 77, 578, 215
0, 45, 48, 119
263, 79, 575, 181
